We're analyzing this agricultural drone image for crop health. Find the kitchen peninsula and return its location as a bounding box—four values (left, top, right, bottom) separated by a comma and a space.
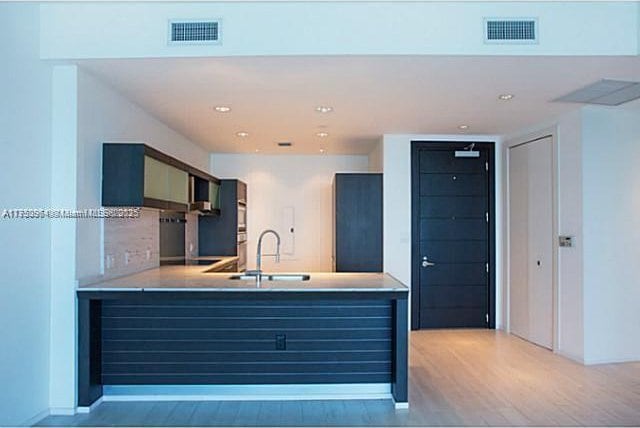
77, 267, 409, 409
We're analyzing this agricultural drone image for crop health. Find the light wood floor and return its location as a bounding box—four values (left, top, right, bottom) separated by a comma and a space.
37, 330, 640, 426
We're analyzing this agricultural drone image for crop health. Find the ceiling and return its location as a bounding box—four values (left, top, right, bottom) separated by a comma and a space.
79, 55, 640, 155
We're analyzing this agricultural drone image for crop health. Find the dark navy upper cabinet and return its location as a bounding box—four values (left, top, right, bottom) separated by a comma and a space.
102, 143, 219, 211
333, 173, 383, 272
199, 179, 246, 256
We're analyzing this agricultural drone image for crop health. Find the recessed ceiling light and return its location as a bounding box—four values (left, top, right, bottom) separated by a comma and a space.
458, 124, 469, 130
319, 148, 326, 154
236, 131, 249, 138
316, 132, 329, 138
255, 148, 260, 153
498, 94, 514, 101
315, 106, 333, 113
214, 106, 231, 112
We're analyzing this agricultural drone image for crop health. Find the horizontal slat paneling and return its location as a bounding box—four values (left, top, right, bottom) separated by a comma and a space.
420, 173, 488, 196
103, 350, 392, 363
419, 307, 487, 328
102, 328, 392, 341
421, 285, 488, 309
420, 263, 487, 286
103, 305, 391, 318
420, 196, 488, 218
419, 150, 488, 173
103, 340, 391, 352
101, 299, 393, 384
102, 373, 392, 385
102, 317, 391, 330
420, 240, 488, 263
103, 362, 392, 374
420, 218, 488, 240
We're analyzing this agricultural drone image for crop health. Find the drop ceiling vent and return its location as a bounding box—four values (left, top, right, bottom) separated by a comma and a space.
553, 79, 640, 106
484, 18, 538, 44
169, 20, 220, 44
277, 142, 293, 147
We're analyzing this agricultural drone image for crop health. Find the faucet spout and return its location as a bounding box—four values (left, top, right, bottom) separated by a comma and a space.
255, 229, 281, 274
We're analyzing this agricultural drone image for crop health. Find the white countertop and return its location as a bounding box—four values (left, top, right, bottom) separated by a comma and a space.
78, 264, 408, 292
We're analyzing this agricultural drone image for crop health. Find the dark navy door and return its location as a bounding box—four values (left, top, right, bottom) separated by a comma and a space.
411, 142, 494, 329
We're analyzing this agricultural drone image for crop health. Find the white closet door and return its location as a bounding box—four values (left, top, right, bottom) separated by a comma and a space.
509, 136, 554, 349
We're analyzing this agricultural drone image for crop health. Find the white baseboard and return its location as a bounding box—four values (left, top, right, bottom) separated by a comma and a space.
76, 396, 104, 414
583, 355, 640, 365
19, 408, 50, 427
394, 401, 409, 410
103, 383, 392, 402
49, 407, 76, 416
555, 349, 585, 364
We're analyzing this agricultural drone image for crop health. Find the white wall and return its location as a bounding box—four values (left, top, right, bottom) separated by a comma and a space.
582, 105, 640, 364
39, 2, 639, 59
45, 67, 211, 412
381, 134, 504, 328
368, 140, 383, 173
0, 4, 52, 425
210, 154, 369, 272
555, 112, 585, 361
49, 65, 79, 415
75, 67, 210, 281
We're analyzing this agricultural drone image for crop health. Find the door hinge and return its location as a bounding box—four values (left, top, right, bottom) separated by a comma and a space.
485, 212, 489, 223
485, 161, 488, 171
485, 263, 489, 273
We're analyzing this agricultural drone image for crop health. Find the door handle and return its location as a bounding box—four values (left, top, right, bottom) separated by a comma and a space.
422, 257, 436, 268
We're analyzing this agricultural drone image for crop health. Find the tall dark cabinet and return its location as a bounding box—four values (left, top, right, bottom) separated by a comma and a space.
199, 179, 247, 271
333, 173, 383, 272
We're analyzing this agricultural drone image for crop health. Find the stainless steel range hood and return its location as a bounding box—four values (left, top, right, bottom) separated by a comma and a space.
189, 176, 218, 215
189, 200, 214, 214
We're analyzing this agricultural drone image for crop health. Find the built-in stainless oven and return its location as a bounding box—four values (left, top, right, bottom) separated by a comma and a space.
237, 201, 247, 232
237, 232, 247, 271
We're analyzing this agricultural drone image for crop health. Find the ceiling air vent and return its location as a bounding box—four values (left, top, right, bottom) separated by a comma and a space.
277, 142, 293, 148
553, 79, 640, 106
169, 20, 220, 44
484, 18, 538, 44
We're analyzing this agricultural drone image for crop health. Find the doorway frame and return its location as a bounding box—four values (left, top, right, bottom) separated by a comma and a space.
504, 130, 559, 351
410, 141, 497, 330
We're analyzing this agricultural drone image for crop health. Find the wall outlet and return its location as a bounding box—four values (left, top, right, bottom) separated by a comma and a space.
106, 254, 114, 270
275, 334, 286, 350
124, 251, 130, 265
146, 249, 151, 260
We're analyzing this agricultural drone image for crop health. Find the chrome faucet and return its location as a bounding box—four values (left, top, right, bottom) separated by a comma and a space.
249, 229, 281, 278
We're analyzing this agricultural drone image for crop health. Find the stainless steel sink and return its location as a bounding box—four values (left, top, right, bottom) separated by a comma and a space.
228, 274, 311, 281
267, 274, 311, 281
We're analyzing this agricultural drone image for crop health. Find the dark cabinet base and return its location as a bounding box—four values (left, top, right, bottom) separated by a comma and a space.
77, 290, 408, 406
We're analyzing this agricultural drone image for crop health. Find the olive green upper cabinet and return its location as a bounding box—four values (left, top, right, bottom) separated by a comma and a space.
209, 180, 221, 209
166, 163, 189, 205
102, 143, 218, 211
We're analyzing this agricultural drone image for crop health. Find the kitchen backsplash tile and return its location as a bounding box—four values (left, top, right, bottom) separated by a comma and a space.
102, 208, 160, 280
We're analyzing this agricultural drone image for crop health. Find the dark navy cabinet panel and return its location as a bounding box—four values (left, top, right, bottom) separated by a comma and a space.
77, 290, 409, 406
100, 299, 393, 385
199, 179, 245, 256
333, 174, 383, 272
102, 144, 146, 207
